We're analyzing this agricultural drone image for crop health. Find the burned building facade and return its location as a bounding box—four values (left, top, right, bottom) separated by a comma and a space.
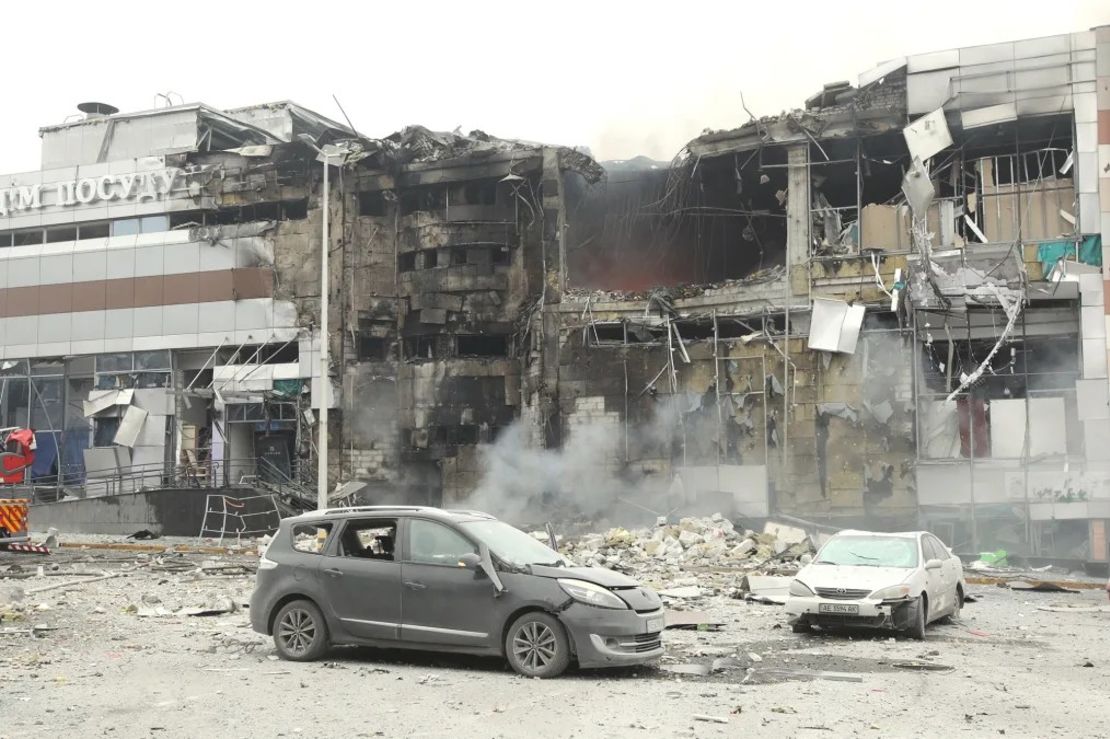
3, 26, 1110, 564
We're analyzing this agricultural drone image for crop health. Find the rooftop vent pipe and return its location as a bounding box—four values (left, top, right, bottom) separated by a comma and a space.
77, 102, 119, 120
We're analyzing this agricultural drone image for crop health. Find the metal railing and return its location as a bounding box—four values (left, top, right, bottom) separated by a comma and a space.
6, 456, 317, 513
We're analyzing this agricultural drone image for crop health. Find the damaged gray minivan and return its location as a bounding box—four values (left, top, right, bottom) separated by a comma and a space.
249, 506, 665, 677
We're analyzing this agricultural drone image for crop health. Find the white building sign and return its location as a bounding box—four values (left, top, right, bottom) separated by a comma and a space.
0, 168, 181, 217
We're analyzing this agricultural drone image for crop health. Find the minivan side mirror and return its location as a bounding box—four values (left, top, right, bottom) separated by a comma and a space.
925, 558, 943, 570
457, 552, 481, 570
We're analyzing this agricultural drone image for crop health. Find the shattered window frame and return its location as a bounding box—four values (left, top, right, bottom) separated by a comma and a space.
337, 518, 399, 561
291, 522, 334, 554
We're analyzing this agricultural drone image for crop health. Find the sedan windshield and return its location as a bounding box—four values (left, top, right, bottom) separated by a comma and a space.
815, 535, 919, 568
460, 520, 570, 568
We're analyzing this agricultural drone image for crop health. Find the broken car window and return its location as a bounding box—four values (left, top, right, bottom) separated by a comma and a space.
460, 519, 569, 568
407, 519, 476, 566
338, 519, 398, 561
814, 535, 919, 568
291, 523, 333, 554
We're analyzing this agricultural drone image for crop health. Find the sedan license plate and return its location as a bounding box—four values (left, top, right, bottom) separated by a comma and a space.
646, 617, 663, 632
819, 603, 860, 615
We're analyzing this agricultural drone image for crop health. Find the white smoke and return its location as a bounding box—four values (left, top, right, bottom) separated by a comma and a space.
465, 399, 685, 526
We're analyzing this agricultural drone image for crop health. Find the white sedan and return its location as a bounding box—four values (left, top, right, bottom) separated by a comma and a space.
785, 530, 966, 639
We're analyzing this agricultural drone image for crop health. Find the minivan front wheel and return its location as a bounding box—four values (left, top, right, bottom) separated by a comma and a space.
505, 612, 570, 678
273, 599, 328, 661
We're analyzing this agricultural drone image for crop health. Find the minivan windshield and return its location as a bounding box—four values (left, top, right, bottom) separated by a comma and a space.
814, 535, 919, 568
460, 520, 571, 568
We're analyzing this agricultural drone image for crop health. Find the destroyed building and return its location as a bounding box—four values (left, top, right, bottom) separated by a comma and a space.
3, 25, 1110, 565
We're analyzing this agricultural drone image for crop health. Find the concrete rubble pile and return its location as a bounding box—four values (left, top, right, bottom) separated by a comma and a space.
536, 513, 814, 596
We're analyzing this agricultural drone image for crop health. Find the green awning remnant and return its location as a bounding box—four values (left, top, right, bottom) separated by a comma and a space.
1037, 235, 1102, 276
273, 379, 303, 398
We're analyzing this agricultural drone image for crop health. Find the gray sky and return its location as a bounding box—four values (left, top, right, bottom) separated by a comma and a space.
4, 0, 1108, 173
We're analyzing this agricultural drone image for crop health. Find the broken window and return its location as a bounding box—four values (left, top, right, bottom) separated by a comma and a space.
358, 191, 386, 217
403, 336, 437, 360
407, 518, 476, 566
169, 211, 204, 229
460, 180, 498, 206
450, 247, 467, 266
338, 518, 397, 560
291, 522, 333, 553
400, 186, 446, 215
398, 252, 416, 272
491, 245, 510, 266
422, 250, 439, 268
357, 336, 388, 361
92, 416, 120, 448
457, 335, 508, 357
589, 322, 626, 344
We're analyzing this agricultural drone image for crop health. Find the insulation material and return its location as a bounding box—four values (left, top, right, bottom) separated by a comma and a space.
860, 201, 960, 251
978, 158, 1075, 243
901, 159, 935, 216
903, 109, 953, 163
83, 389, 134, 417
808, 298, 865, 354
860, 204, 909, 251
920, 400, 960, 459
113, 405, 149, 448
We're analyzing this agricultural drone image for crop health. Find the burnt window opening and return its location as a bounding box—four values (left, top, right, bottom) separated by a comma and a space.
589, 322, 626, 344
457, 335, 508, 357
460, 180, 498, 206
400, 187, 446, 215
422, 249, 439, 269
357, 336, 389, 361
491, 245, 510, 266
450, 247, 468, 266
403, 336, 438, 360
282, 199, 308, 220
169, 212, 205, 229
565, 148, 789, 290
359, 191, 387, 217
213, 199, 307, 225
398, 252, 416, 272
626, 323, 668, 344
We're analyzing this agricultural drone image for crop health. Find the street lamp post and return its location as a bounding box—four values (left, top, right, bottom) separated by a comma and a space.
297, 134, 342, 511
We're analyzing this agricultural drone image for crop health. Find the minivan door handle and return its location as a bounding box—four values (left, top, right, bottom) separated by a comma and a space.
323, 568, 344, 577
404, 580, 427, 591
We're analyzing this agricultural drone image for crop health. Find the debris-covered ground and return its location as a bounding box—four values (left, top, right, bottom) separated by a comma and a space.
2, 529, 1109, 739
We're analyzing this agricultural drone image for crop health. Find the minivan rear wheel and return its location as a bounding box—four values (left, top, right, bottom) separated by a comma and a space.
273, 599, 328, 661
505, 612, 570, 678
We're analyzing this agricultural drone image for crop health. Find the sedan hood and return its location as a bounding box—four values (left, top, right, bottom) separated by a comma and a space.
528, 564, 639, 588
797, 564, 913, 591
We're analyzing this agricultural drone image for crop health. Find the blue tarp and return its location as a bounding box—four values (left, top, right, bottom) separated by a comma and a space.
1037, 235, 1102, 276
31, 431, 59, 479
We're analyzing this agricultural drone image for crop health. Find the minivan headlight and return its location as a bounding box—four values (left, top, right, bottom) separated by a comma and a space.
871, 584, 911, 600
788, 579, 814, 597
557, 579, 627, 609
